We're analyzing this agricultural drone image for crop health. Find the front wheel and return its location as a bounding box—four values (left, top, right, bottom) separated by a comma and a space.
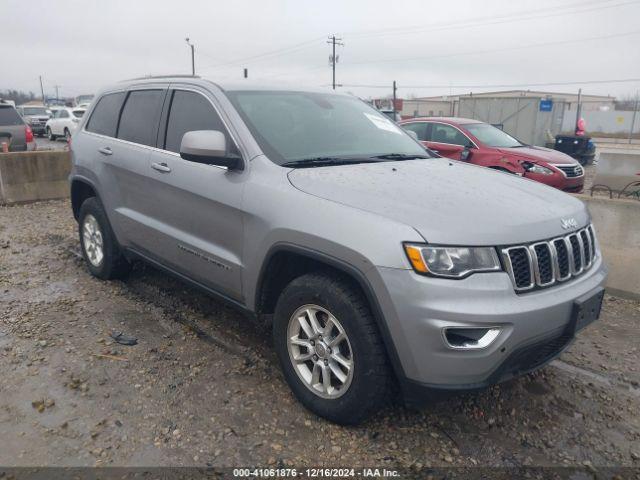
47, 127, 56, 141
64, 128, 71, 143
273, 273, 392, 424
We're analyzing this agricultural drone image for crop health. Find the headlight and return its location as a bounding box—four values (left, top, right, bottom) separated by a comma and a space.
522, 161, 554, 175
404, 244, 501, 278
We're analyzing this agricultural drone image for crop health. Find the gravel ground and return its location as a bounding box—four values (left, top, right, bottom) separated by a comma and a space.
1, 200, 639, 471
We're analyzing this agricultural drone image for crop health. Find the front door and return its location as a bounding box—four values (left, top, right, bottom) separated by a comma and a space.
144, 87, 245, 301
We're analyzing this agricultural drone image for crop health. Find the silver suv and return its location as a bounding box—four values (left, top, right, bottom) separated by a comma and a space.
69, 76, 608, 424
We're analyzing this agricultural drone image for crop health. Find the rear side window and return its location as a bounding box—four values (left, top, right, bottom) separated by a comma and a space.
86, 92, 126, 137
118, 90, 164, 147
0, 107, 24, 126
72, 110, 85, 118
164, 90, 230, 154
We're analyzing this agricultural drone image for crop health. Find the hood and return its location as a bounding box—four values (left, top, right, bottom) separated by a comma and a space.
497, 145, 578, 165
288, 159, 589, 246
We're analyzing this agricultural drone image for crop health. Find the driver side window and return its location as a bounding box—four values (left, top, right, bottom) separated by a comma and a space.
430, 123, 469, 146
401, 122, 429, 141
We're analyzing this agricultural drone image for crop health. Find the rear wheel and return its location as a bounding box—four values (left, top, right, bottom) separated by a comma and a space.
273, 272, 392, 424
78, 197, 131, 280
64, 128, 71, 143
47, 127, 56, 141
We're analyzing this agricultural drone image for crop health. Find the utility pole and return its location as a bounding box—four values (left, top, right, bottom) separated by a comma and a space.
392, 81, 397, 117
327, 35, 343, 90
54, 85, 60, 103
575, 88, 582, 134
244, 68, 248, 79
39, 76, 45, 104
630, 91, 639, 144
185, 37, 195, 76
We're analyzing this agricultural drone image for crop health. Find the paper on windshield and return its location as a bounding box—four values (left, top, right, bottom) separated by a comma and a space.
364, 113, 402, 135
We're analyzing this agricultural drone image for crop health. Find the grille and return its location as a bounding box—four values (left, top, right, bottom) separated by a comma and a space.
555, 164, 584, 178
502, 225, 597, 292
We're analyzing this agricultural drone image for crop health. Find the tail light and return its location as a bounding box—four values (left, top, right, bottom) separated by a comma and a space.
25, 125, 34, 143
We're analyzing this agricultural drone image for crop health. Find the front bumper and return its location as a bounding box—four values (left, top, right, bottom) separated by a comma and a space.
524, 171, 584, 193
371, 255, 608, 400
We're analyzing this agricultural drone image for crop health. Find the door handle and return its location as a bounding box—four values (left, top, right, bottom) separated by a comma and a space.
98, 147, 112, 156
151, 162, 171, 173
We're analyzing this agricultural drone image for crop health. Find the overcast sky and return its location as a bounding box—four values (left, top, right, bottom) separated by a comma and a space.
2, 0, 639, 100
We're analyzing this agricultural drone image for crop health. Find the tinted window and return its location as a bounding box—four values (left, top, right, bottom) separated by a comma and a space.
430, 123, 470, 146
72, 110, 85, 118
402, 122, 429, 141
118, 90, 164, 146
86, 92, 126, 137
23, 107, 48, 116
0, 106, 24, 126
164, 90, 229, 153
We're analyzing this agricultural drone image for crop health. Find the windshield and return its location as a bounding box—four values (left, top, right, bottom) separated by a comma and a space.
226, 90, 431, 165
465, 123, 524, 148
23, 107, 48, 116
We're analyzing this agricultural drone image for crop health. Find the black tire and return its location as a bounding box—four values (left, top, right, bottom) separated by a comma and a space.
78, 197, 131, 280
273, 272, 392, 424
47, 127, 57, 141
64, 128, 71, 143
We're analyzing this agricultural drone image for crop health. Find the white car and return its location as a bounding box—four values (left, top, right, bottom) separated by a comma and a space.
45, 107, 86, 141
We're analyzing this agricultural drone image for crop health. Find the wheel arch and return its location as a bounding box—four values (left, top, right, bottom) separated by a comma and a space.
70, 176, 100, 220
254, 243, 406, 383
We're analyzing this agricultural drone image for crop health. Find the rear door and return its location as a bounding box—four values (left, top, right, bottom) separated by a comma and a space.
143, 87, 245, 300
83, 87, 167, 248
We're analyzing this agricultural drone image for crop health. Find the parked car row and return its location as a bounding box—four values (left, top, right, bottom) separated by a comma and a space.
69, 77, 606, 424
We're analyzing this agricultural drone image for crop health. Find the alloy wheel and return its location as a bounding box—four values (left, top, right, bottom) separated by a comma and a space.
287, 304, 354, 399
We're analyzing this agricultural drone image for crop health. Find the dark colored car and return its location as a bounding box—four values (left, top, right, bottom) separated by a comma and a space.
554, 135, 596, 166
0, 101, 35, 152
400, 117, 585, 193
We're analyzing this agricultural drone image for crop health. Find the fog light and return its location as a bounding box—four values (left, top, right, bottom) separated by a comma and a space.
443, 327, 501, 350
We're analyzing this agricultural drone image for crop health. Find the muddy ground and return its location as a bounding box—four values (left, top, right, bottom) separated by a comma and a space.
0, 199, 639, 471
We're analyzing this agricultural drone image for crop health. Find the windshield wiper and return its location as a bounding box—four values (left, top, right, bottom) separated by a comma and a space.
281, 157, 380, 168
370, 153, 432, 160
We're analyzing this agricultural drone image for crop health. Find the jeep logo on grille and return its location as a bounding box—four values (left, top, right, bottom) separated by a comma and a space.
561, 218, 578, 230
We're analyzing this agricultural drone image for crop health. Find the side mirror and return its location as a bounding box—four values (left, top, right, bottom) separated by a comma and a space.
180, 130, 242, 170
460, 146, 472, 161
406, 130, 419, 141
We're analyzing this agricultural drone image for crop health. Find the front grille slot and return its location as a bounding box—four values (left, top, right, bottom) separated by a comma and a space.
556, 164, 584, 177
506, 247, 533, 290
568, 234, 583, 274
502, 225, 596, 292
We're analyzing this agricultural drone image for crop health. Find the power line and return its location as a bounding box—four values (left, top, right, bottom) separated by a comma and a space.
343, 29, 640, 67
345, 0, 639, 40
336, 78, 640, 90
199, 36, 326, 71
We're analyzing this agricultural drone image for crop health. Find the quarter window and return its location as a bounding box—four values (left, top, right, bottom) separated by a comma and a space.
86, 92, 126, 137
430, 123, 470, 146
118, 90, 165, 147
164, 90, 231, 154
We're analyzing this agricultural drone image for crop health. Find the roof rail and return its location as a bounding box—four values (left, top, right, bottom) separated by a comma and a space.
121, 74, 201, 82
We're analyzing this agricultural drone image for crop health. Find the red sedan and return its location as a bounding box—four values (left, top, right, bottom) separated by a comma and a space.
400, 117, 584, 193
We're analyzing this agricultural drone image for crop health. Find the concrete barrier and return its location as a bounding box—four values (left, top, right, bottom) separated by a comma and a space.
0, 150, 71, 205
578, 194, 640, 300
